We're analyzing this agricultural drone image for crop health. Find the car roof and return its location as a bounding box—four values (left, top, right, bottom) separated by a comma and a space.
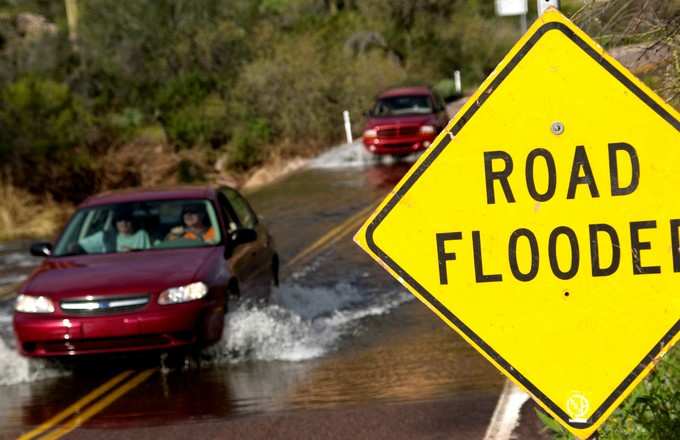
80, 186, 222, 208
378, 86, 432, 98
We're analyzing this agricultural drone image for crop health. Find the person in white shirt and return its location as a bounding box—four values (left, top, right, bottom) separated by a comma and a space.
79, 210, 150, 253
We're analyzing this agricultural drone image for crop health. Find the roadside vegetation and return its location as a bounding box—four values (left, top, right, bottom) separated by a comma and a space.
0, 0, 524, 239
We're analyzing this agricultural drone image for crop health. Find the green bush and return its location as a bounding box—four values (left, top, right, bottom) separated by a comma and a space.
108, 107, 144, 134
433, 78, 461, 102
0, 77, 99, 201
154, 75, 228, 148
227, 118, 271, 170
176, 158, 207, 183
0, 76, 90, 156
164, 106, 213, 148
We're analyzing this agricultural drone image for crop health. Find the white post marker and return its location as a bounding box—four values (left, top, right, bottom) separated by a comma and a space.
343, 110, 353, 144
483, 381, 530, 440
495, 0, 528, 33
64, 0, 79, 43
537, 0, 560, 15
454, 70, 462, 95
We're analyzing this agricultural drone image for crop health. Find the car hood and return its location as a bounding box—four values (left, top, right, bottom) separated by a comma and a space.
21, 247, 221, 300
365, 114, 434, 128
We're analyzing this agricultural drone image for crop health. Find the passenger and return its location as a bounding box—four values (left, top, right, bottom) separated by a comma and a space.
113, 211, 151, 252
166, 203, 216, 242
78, 210, 150, 253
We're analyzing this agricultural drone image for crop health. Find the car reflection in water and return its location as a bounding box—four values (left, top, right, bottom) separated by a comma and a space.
364, 162, 414, 190
13, 186, 278, 357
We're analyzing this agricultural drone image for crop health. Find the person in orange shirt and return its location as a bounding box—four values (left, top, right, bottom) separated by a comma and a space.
167, 204, 216, 242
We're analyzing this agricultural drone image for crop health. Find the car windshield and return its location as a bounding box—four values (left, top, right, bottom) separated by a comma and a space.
53, 199, 222, 256
371, 95, 433, 116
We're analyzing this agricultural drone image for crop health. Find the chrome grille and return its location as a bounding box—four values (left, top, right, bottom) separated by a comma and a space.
399, 126, 420, 136
377, 127, 398, 137
60, 294, 149, 316
376, 126, 420, 138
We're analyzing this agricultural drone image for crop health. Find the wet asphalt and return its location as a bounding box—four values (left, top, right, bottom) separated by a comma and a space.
0, 159, 522, 439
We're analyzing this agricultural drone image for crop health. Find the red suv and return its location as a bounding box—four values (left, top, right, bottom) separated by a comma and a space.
362, 86, 448, 156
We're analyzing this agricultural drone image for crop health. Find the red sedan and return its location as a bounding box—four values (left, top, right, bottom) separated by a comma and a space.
362, 86, 449, 156
13, 186, 278, 357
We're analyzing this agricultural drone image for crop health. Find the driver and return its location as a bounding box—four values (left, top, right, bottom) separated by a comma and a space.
166, 203, 216, 242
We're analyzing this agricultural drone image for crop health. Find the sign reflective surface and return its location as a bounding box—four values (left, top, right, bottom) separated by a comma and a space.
355, 9, 680, 439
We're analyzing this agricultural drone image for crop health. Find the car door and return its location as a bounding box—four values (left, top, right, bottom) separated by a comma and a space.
218, 188, 273, 302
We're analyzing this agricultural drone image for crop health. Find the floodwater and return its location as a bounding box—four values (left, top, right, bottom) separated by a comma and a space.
0, 142, 503, 437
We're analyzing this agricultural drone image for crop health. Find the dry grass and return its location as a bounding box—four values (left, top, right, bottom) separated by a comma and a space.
0, 179, 71, 241
242, 156, 308, 190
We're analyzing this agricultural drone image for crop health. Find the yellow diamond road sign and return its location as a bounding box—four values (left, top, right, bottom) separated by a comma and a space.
355, 8, 680, 439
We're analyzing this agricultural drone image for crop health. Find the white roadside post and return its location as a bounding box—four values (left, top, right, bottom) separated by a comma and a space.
537, 0, 560, 16
343, 110, 353, 144
454, 70, 462, 95
64, 0, 79, 43
495, 0, 529, 33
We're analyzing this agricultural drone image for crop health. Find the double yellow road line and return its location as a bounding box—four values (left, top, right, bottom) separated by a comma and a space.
19, 368, 157, 440
18, 202, 376, 438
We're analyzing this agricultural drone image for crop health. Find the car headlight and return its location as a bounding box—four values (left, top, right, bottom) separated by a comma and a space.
420, 125, 435, 134
15, 294, 55, 313
363, 129, 377, 138
158, 282, 208, 305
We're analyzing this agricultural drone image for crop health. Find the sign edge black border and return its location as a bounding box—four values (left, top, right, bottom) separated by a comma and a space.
365, 21, 680, 429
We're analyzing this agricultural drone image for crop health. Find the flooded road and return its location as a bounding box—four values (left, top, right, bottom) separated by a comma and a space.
0, 143, 504, 439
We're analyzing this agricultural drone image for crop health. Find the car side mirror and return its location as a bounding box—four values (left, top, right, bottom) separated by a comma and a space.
224, 229, 257, 259
231, 229, 257, 246
30, 242, 52, 257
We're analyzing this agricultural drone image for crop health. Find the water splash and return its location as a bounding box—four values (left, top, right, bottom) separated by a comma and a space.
0, 274, 27, 285
1, 252, 39, 268
204, 282, 412, 363
308, 141, 420, 169
309, 141, 372, 169
0, 338, 68, 387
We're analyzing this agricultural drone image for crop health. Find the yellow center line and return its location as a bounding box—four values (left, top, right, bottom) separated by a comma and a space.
284, 202, 376, 270
18, 369, 135, 440
17, 203, 377, 438
40, 368, 158, 440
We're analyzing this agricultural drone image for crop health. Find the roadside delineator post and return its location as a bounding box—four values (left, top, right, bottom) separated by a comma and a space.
495, 0, 529, 33
454, 70, 462, 95
343, 110, 353, 144
537, 0, 560, 15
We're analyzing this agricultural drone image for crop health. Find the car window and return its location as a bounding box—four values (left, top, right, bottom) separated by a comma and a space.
220, 188, 258, 229
53, 199, 222, 256
216, 193, 239, 233
372, 95, 433, 116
